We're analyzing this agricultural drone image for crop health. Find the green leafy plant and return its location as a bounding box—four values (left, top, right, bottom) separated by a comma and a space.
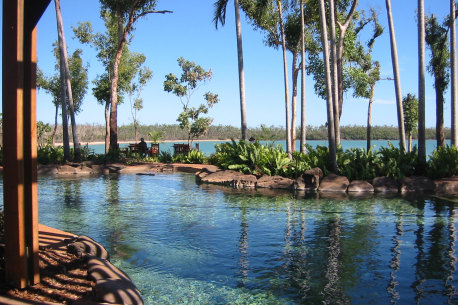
377, 142, 418, 180
427, 146, 458, 178
184, 150, 206, 164
37, 145, 65, 164
337, 147, 379, 180
159, 150, 173, 163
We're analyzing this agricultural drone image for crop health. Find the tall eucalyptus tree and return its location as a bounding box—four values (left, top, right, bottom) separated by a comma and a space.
55, 0, 81, 161
418, 0, 426, 169
213, 0, 248, 140
450, 0, 458, 146
385, 0, 406, 151
98, 0, 171, 152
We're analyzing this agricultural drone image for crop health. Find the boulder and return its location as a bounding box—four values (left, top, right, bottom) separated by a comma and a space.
232, 174, 257, 189
372, 176, 398, 193
399, 176, 435, 193
256, 175, 295, 190
347, 180, 374, 192
318, 174, 349, 192
37, 165, 59, 175
303, 167, 323, 190
434, 176, 458, 194
68, 235, 109, 260
57, 165, 78, 174
198, 170, 244, 187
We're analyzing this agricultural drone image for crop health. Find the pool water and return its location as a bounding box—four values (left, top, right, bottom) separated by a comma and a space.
2, 173, 457, 304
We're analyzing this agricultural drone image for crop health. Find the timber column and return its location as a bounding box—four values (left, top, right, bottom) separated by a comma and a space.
2, 0, 43, 288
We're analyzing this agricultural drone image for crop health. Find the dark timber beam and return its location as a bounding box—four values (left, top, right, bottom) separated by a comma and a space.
2, 0, 50, 288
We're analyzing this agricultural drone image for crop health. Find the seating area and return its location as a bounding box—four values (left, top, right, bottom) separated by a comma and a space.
173, 143, 199, 154
125, 143, 160, 157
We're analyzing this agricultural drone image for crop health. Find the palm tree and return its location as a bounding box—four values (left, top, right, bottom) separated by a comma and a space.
385, 0, 407, 151
318, 0, 337, 172
450, 0, 458, 147
277, 0, 292, 158
213, 0, 248, 140
418, 0, 426, 169
329, 0, 341, 147
300, 0, 307, 153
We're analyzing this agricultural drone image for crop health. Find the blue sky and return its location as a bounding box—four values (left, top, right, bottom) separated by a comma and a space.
1, 0, 454, 129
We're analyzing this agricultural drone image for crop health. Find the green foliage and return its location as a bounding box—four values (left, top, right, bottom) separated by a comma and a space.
37, 121, 52, 147
427, 146, 458, 178
210, 139, 291, 176
304, 145, 332, 175
377, 142, 418, 180
159, 150, 173, 163
285, 151, 312, 179
37, 46, 88, 114
183, 150, 206, 164
148, 131, 164, 143
164, 57, 219, 145
38, 145, 65, 164
402, 93, 419, 137
337, 147, 379, 181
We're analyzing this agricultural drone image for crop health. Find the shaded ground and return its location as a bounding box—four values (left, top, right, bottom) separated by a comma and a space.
0, 225, 97, 304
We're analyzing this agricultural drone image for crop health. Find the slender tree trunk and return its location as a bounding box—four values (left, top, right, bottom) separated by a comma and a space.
55, 5, 70, 161
277, 0, 292, 158
408, 132, 412, 152
52, 104, 59, 146
451, 0, 458, 146
329, 0, 341, 147
318, 0, 337, 173
109, 11, 127, 152
105, 101, 110, 155
300, 0, 307, 153
55, 0, 81, 161
367, 84, 375, 152
436, 82, 446, 147
418, 0, 426, 169
234, 0, 248, 140
336, 0, 358, 121
385, 0, 407, 151
291, 53, 299, 152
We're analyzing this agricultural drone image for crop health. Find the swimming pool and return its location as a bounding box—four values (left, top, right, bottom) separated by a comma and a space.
3, 173, 457, 304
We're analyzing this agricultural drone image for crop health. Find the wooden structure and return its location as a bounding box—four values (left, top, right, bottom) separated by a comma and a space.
3, 0, 51, 288
173, 143, 199, 155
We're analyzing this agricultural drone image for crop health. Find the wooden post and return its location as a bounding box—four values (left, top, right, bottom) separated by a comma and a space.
2, 0, 49, 288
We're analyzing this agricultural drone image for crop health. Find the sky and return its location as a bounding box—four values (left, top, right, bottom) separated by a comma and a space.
0, 0, 454, 129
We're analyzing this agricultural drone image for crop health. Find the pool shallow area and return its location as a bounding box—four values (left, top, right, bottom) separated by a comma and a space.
2, 173, 457, 304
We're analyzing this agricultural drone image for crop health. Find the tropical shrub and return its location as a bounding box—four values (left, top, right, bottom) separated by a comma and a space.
304, 145, 332, 175
159, 151, 173, 163
184, 150, 206, 164
285, 151, 312, 178
337, 147, 379, 181
427, 146, 458, 178
377, 142, 418, 179
37, 145, 65, 164
263, 145, 291, 176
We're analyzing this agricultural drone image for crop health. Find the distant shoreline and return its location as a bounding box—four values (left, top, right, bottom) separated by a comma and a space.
54, 139, 234, 146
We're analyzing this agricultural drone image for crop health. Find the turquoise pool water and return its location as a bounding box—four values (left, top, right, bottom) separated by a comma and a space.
1, 173, 457, 304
